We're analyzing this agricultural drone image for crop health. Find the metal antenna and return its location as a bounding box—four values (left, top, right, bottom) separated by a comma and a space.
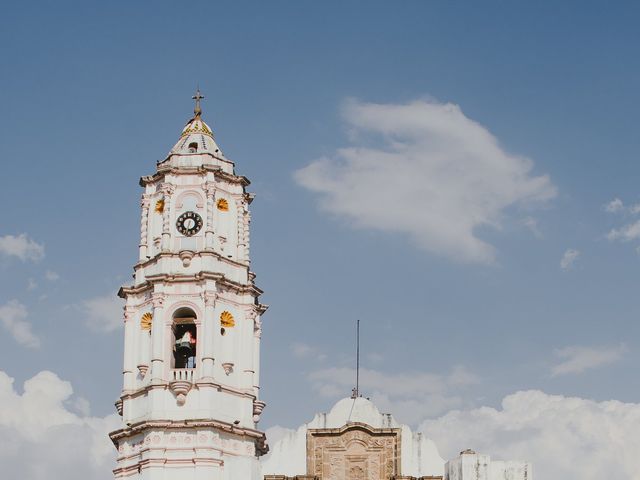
352, 319, 360, 399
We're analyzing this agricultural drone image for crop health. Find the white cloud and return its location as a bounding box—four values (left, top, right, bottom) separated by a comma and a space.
604, 198, 640, 250
80, 293, 123, 333
291, 342, 327, 361
0, 370, 118, 479
560, 248, 580, 270
295, 99, 556, 264
308, 365, 479, 424
27, 278, 38, 291
522, 216, 542, 238
607, 220, 640, 242
0, 234, 44, 262
421, 390, 640, 480
603, 197, 640, 215
45, 270, 60, 281
550, 344, 626, 377
604, 198, 624, 213
0, 300, 41, 348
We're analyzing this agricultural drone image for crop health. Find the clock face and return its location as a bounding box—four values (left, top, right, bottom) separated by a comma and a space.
176, 211, 203, 236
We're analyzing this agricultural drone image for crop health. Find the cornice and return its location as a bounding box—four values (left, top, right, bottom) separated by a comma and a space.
307, 422, 401, 437
120, 379, 257, 403
134, 250, 250, 272
139, 165, 250, 187
109, 418, 266, 445
118, 272, 264, 299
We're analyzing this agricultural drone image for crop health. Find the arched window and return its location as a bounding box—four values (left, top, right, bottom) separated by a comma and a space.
172, 307, 197, 369
188, 142, 198, 153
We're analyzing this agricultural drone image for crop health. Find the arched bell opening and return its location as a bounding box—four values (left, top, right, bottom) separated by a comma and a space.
172, 307, 198, 369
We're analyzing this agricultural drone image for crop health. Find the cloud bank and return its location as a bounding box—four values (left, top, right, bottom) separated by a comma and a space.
0, 370, 118, 480
295, 99, 556, 264
421, 390, 640, 480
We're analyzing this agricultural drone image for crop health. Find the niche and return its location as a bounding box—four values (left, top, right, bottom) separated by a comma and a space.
172, 307, 197, 369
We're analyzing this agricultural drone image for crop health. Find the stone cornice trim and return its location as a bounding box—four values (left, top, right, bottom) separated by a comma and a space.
109, 418, 265, 445
307, 422, 401, 437
118, 274, 265, 300
120, 378, 258, 403
140, 165, 250, 187
134, 250, 250, 272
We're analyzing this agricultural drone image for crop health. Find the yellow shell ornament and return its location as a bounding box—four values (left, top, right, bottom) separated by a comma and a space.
140, 312, 153, 331
216, 198, 229, 211
155, 199, 165, 213
220, 311, 235, 328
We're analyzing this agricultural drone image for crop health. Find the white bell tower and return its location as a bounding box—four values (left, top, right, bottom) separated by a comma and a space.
110, 90, 268, 480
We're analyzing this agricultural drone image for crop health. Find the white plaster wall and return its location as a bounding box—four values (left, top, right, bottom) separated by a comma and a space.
445, 453, 532, 480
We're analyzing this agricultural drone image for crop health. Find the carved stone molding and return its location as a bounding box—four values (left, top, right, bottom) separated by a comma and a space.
254, 317, 263, 338
222, 362, 234, 375
123, 306, 135, 321
159, 182, 176, 195
151, 294, 165, 309
140, 194, 152, 208
203, 292, 217, 307
204, 181, 217, 196
253, 399, 266, 423
179, 250, 194, 267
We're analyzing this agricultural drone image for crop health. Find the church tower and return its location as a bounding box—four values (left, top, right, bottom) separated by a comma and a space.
110, 91, 268, 480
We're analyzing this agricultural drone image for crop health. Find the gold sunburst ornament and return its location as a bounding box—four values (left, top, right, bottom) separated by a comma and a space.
155, 199, 165, 213
220, 311, 235, 328
140, 312, 153, 331
216, 198, 229, 211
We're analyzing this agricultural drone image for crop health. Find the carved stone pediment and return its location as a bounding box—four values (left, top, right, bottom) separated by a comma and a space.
306, 422, 401, 480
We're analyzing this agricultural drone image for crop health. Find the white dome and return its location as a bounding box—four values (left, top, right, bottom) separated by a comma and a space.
307, 396, 399, 429
167, 115, 224, 158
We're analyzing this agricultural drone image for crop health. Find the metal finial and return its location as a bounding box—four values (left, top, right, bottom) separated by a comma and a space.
354, 319, 360, 398
192, 87, 205, 117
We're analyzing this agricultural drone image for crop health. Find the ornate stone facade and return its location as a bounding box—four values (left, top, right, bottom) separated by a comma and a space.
307, 423, 400, 480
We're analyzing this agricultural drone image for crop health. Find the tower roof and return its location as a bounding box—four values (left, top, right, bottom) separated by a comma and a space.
167, 88, 225, 158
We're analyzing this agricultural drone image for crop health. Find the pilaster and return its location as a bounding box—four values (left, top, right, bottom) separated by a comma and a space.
139, 194, 151, 260
160, 183, 175, 252
150, 293, 166, 384
201, 291, 217, 379
205, 181, 216, 250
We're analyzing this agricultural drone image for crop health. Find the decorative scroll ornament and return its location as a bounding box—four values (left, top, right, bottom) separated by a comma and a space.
155, 199, 165, 213
220, 311, 235, 328
222, 362, 234, 375
140, 312, 153, 331
216, 198, 229, 211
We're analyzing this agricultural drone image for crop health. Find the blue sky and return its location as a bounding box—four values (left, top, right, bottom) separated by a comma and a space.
1, 2, 640, 478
